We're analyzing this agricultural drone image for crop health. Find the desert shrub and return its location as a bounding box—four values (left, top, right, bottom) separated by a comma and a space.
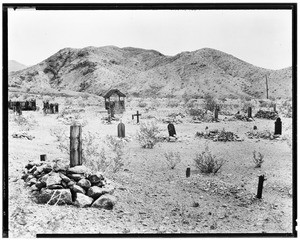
148, 99, 160, 110
138, 99, 147, 108
167, 99, 180, 108
50, 126, 67, 142
164, 151, 181, 169
186, 99, 197, 109
252, 151, 264, 168
57, 131, 127, 174
279, 100, 292, 118
203, 93, 217, 112
13, 114, 38, 131
259, 99, 274, 108
105, 135, 127, 173
241, 101, 255, 113
188, 108, 205, 117
194, 146, 225, 174
65, 98, 73, 106
137, 121, 160, 148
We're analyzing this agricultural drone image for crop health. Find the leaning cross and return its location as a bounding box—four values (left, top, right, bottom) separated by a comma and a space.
132, 111, 142, 124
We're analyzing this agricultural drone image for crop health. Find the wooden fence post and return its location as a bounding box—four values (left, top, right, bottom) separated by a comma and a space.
70, 125, 82, 167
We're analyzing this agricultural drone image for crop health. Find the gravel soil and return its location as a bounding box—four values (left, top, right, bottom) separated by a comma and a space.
7, 106, 294, 237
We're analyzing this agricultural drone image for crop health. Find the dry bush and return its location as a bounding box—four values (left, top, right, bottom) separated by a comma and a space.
50, 126, 67, 142
194, 146, 225, 174
137, 121, 160, 148
241, 100, 255, 113
57, 131, 127, 174
279, 100, 292, 118
82, 132, 110, 173
253, 151, 264, 168
203, 93, 217, 112
167, 99, 180, 108
137, 98, 148, 108
164, 151, 181, 169
105, 135, 127, 173
13, 114, 38, 131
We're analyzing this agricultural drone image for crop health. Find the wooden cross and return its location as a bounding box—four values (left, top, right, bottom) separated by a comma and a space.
132, 111, 142, 123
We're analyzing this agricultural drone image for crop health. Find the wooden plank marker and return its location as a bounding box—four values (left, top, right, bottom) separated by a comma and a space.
70, 125, 82, 167
248, 107, 252, 118
186, 167, 191, 178
256, 175, 266, 199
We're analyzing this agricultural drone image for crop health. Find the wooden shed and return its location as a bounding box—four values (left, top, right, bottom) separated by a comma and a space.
103, 89, 126, 116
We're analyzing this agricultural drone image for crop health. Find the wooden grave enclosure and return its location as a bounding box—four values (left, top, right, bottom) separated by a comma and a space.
8, 99, 37, 111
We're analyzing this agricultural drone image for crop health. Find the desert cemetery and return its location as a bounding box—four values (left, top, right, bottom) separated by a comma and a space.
7, 46, 293, 236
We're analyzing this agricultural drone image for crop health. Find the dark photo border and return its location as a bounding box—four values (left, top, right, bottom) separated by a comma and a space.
2, 3, 297, 238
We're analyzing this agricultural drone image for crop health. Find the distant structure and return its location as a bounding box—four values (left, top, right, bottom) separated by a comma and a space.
103, 89, 126, 117
8, 99, 36, 111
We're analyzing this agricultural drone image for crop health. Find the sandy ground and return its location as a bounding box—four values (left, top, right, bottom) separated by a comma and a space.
7, 103, 294, 237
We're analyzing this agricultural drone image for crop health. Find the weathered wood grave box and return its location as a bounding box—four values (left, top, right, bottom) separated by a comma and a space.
103, 89, 126, 116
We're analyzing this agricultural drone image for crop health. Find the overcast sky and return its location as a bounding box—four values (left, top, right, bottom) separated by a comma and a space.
8, 9, 292, 70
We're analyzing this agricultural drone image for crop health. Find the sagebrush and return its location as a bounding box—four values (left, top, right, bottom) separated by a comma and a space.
164, 151, 181, 169
194, 146, 225, 174
252, 151, 264, 168
137, 121, 160, 148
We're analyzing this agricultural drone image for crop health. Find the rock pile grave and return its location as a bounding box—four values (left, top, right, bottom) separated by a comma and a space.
21, 161, 117, 209
195, 129, 242, 142
255, 110, 278, 120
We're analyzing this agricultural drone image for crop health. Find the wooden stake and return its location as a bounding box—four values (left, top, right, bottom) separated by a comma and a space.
265, 75, 269, 99
40, 154, 47, 161
70, 125, 82, 167
256, 175, 265, 199
186, 167, 191, 178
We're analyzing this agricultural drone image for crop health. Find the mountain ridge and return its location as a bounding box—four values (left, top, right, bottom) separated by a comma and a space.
8, 46, 292, 99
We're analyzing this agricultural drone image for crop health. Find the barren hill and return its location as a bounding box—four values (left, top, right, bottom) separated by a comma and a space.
8, 46, 292, 99
8, 60, 28, 73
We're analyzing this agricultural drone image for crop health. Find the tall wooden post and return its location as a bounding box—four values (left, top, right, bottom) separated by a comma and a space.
265, 75, 269, 99
70, 125, 82, 167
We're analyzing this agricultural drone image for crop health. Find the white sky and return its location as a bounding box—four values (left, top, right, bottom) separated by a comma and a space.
8, 9, 292, 70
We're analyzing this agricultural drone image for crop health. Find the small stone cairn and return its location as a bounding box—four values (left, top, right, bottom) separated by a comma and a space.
21, 160, 117, 209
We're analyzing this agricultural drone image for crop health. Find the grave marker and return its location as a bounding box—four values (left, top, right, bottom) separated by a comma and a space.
273, 104, 277, 112
214, 107, 218, 120
70, 125, 82, 167
50, 104, 54, 114
256, 175, 266, 199
55, 104, 59, 113
248, 107, 252, 118
167, 122, 177, 137
117, 119, 125, 138
40, 154, 47, 161
274, 117, 282, 135
186, 167, 191, 178
16, 102, 22, 115
132, 111, 142, 124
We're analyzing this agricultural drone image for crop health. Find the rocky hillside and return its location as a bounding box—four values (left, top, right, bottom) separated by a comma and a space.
8, 60, 28, 73
8, 46, 292, 99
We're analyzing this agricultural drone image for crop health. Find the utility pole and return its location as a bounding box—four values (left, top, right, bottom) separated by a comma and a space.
265, 75, 269, 99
